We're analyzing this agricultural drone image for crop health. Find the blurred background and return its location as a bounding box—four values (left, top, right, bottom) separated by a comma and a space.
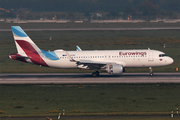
0, 0, 179, 23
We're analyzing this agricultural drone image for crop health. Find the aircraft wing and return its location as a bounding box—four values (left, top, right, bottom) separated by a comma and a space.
77, 59, 127, 70
77, 60, 118, 66
77, 60, 117, 70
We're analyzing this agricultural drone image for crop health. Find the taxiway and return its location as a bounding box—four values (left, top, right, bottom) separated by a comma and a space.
0, 73, 180, 84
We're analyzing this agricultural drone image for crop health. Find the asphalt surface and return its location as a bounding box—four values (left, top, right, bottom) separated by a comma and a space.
0, 73, 180, 84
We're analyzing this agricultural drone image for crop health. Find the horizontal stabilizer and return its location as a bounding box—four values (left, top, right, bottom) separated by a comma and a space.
9, 54, 30, 59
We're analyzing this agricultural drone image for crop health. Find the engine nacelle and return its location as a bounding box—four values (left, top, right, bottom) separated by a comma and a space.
106, 64, 124, 74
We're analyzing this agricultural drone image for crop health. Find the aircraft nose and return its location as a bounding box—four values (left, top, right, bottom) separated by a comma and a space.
169, 57, 174, 64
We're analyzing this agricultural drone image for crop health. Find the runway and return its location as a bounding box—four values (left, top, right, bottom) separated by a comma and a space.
0, 73, 180, 84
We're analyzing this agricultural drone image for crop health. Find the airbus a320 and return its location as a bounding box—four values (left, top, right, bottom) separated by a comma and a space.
9, 26, 174, 77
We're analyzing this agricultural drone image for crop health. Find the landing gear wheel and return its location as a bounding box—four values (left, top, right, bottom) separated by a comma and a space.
92, 72, 96, 77
149, 67, 153, 76
92, 71, 99, 77
96, 71, 99, 76
149, 72, 153, 76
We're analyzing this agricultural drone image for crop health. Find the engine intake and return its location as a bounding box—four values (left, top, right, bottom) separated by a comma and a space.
106, 64, 124, 74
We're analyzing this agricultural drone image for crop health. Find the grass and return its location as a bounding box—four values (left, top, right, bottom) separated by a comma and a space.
1, 22, 180, 29
2, 117, 180, 120
58, 118, 180, 120
0, 83, 180, 117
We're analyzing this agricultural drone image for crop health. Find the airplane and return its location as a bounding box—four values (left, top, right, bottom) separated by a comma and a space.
9, 26, 174, 77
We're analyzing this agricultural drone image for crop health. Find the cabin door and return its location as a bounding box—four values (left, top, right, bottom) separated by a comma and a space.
148, 51, 154, 61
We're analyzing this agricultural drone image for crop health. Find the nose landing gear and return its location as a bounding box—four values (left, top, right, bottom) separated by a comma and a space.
149, 67, 153, 76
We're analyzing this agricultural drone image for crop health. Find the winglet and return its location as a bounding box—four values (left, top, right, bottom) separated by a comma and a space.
76, 45, 82, 51
64, 51, 76, 62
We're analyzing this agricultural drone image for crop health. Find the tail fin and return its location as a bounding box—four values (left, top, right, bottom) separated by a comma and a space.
11, 26, 40, 54
11, 26, 48, 66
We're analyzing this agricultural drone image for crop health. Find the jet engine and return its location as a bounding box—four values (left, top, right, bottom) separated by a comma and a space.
106, 64, 124, 74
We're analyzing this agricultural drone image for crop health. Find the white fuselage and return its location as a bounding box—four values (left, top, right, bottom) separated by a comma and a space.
41, 49, 173, 69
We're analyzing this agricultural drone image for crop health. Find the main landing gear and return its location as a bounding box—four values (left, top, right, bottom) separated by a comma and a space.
92, 71, 99, 77
149, 67, 153, 76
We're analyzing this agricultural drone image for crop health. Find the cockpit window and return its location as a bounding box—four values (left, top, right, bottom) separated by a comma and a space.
159, 54, 167, 57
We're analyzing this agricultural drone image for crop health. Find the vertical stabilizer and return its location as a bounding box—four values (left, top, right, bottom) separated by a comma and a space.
11, 26, 48, 66
11, 26, 40, 54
